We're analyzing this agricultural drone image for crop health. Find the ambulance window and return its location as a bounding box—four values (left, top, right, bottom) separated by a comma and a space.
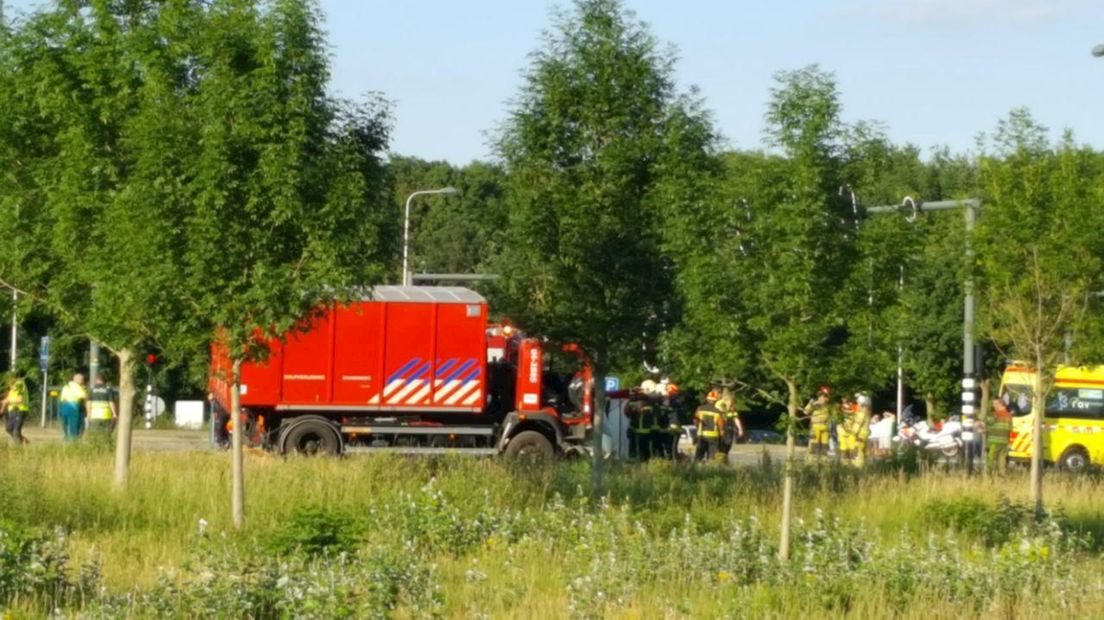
1001, 386, 1033, 416
1046, 388, 1104, 419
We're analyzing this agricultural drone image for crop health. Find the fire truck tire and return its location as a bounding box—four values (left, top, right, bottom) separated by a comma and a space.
1058, 446, 1090, 472
504, 430, 554, 461
282, 418, 342, 457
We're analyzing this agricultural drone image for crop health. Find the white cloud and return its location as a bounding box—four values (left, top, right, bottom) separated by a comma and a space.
867, 0, 1082, 27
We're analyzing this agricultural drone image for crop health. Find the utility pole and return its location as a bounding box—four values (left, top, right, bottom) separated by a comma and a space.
866, 197, 982, 469
90, 341, 100, 384
8, 289, 16, 371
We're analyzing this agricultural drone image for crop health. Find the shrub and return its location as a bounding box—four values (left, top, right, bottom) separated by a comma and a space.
0, 522, 104, 611
921, 496, 1033, 546
265, 507, 360, 557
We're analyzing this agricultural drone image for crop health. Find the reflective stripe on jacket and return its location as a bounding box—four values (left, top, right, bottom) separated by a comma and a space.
696, 406, 723, 439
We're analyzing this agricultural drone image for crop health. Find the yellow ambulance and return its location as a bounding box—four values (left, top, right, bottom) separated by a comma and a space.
999, 364, 1104, 471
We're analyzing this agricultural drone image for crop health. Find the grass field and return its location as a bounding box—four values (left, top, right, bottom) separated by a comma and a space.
1, 442, 1103, 618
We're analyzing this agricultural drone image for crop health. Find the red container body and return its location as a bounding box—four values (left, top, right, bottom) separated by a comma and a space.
209, 289, 489, 414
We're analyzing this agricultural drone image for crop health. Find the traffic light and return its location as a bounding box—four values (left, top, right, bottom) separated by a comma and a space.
146, 353, 158, 366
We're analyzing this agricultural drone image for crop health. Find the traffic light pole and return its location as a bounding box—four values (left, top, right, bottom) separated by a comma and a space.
866, 198, 981, 470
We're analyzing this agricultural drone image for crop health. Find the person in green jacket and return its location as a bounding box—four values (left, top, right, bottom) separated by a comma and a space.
986, 399, 1013, 474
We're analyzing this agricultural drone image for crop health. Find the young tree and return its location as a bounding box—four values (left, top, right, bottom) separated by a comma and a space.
743, 66, 858, 560
493, 0, 717, 487
183, 0, 391, 528
0, 0, 206, 486
977, 110, 1104, 518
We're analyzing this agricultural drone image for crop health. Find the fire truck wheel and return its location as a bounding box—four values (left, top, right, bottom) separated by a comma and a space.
504, 430, 554, 461
283, 419, 341, 457
1058, 446, 1090, 472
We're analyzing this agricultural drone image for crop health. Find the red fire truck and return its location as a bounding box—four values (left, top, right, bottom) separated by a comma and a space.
208, 286, 593, 457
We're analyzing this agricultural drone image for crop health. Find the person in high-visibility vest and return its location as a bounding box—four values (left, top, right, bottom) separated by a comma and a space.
1, 375, 31, 444
694, 391, 725, 462
87, 374, 118, 434
717, 391, 745, 460
986, 399, 1012, 474
836, 395, 856, 463
850, 393, 873, 467
59, 373, 89, 440
805, 386, 832, 465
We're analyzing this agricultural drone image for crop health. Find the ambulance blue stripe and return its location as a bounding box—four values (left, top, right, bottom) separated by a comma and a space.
387, 358, 421, 383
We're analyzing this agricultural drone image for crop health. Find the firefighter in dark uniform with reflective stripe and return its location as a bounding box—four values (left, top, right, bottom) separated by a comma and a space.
717, 389, 745, 459
662, 383, 682, 460
647, 397, 668, 459
628, 399, 655, 460
694, 391, 725, 462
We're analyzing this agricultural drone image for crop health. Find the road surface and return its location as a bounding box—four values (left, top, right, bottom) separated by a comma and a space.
17, 426, 802, 462
21, 426, 212, 452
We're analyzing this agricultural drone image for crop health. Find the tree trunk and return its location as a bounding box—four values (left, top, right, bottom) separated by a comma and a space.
591, 359, 606, 497
924, 393, 938, 422
779, 378, 798, 562
231, 358, 245, 529
977, 379, 991, 476
112, 348, 136, 489
1030, 358, 1045, 521
979, 379, 991, 420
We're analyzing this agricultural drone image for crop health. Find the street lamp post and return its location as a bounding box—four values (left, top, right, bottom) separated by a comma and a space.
867, 197, 982, 470
403, 187, 460, 286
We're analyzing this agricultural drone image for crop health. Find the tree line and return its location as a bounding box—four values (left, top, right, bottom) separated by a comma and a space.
2, 0, 1102, 530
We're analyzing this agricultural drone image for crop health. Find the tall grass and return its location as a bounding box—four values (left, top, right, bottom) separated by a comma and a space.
1, 442, 1102, 617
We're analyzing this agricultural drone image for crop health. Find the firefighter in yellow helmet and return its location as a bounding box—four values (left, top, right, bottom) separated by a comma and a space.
850, 393, 873, 467
805, 386, 832, 465
694, 390, 725, 462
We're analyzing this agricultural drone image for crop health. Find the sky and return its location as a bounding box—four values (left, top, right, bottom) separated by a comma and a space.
6, 0, 1104, 164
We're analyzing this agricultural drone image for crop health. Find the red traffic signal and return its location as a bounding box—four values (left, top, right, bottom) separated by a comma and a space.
146, 353, 158, 366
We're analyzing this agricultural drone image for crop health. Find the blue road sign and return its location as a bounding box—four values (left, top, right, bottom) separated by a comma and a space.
39, 336, 50, 372
604, 376, 620, 392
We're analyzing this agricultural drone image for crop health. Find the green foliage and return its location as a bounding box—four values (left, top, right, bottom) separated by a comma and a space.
386, 157, 508, 281
493, 0, 716, 371
183, 0, 393, 358
0, 0, 393, 392
977, 110, 1104, 369
2, 447, 1104, 616
266, 506, 359, 557
741, 66, 858, 402
922, 496, 1033, 546
0, 522, 103, 612
142, 544, 442, 619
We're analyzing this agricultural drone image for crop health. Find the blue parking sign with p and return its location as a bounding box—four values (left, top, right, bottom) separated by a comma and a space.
604, 376, 619, 392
